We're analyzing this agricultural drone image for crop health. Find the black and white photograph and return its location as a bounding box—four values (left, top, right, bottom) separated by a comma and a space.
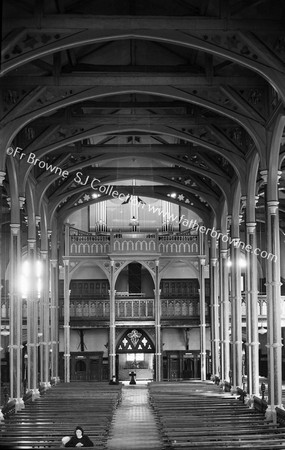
1, 1, 285, 449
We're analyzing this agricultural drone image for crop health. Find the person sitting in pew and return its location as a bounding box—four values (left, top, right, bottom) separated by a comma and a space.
63, 426, 94, 447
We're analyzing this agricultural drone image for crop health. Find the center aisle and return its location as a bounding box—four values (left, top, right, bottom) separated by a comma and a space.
107, 384, 164, 450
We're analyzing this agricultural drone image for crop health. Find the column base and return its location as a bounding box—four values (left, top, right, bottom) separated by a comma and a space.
220, 380, 232, 392
230, 385, 239, 397
0, 409, 4, 421
265, 404, 284, 423
244, 394, 255, 408
210, 374, 220, 385
40, 381, 51, 392
15, 397, 25, 412
51, 376, 60, 385
32, 388, 40, 400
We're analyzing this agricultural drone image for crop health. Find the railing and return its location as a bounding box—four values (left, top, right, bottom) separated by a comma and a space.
70, 235, 111, 254
161, 298, 209, 317
115, 299, 154, 319
68, 229, 199, 256
58, 298, 208, 320
158, 234, 199, 255
2, 294, 285, 322
58, 298, 153, 320
69, 299, 110, 318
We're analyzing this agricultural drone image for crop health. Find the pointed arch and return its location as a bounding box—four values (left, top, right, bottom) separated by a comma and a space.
116, 328, 155, 353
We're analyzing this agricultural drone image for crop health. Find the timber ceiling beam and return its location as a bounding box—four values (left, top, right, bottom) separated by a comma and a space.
31, 115, 237, 128
49, 144, 205, 155
0, 75, 265, 88
4, 16, 284, 32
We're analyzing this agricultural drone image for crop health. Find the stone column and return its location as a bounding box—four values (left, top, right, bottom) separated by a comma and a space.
9, 223, 24, 410
154, 259, 162, 381
210, 247, 219, 378
245, 222, 259, 400
63, 258, 70, 383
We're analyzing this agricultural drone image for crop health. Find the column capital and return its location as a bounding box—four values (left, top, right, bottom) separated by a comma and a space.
210, 258, 217, 266
10, 223, 20, 235
35, 215, 41, 227
260, 169, 268, 183
226, 215, 232, 231
265, 281, 282, 287
267, 200, 279, 214
246, 222, 256, 233
240, 196, 247, 211
50, 259, 58, 268
27, 238, 36, 248
19, 196, 25, 209
198, 255, 206, 265
265, 342, 283, 349
63, 259, 69, 266
0, 171, 6, 185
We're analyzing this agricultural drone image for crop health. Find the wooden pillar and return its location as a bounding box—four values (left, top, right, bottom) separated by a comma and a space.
245, 222, 259, 399
154, 259, 162, 381
265, 200, 283, 421
210, 235, 219, 377
50, 258, 59, 383
199, 255, 206, 381
230, 237, 243, 392
9, 223, 24, 410
0, 172, 5, 419
40, 249, 50, 390
109, 260, 116, 380
25, 239, 40, 400
63, 258, 70, 383
219, 248, 230, 383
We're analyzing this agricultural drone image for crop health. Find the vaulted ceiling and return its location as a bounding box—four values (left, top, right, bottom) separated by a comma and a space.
1, 0, 285, 230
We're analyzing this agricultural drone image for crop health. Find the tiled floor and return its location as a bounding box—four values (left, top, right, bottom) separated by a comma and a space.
106, 384, 163, 450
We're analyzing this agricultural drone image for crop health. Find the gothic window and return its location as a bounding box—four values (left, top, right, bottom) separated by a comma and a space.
117, 329, 155, 353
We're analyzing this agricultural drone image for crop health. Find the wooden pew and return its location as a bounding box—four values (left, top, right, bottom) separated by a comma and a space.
149, 381, 285, 449
0, 382, 122, 449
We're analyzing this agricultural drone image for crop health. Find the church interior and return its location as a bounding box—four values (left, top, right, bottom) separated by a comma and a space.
1, 0, 285, 448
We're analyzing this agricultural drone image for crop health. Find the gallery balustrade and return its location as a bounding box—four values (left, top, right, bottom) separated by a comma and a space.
68, 229, 199, 255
